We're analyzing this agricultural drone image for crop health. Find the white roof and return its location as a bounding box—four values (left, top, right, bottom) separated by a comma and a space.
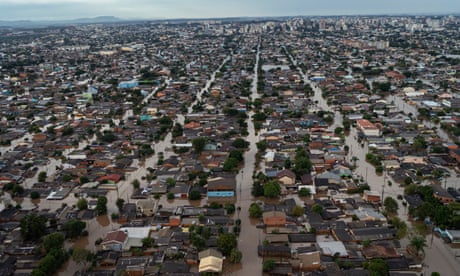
317, 241, 348, 257
119, 227, 151, 239
199, 256, 223, 273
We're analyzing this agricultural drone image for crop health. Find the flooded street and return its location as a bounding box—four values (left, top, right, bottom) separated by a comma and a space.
305, 73, 409, 220
228, 41, 263, 276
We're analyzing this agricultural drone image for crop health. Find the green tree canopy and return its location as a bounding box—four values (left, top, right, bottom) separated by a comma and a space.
231, 138, 249, 149
77, 198, 88, 210
20, 213, 47, 241
116, 198, 125, 212
38, 171, 47, 182
96, 196, 108, 215
299, 187, 311, 197
410, 236, 427, 256
291, 205, 305, 217
43, 233, 65, 252
249, 203, 263, 218
216, 233, 237, 256
384, 197, 399, 214
63, 219, 86, 238
230, 248, 242, 263
368, 258, 388, 276
264, 180, 281, 198
192, 137, 207, 153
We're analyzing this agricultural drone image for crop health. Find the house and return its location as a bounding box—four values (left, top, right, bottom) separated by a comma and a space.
432, 185, 455, 204
449, 148, 460, 163
350, 226, 395, 241
277, 169, 296, 186
382, 160, 400, 170
353, 208, 386, 222
258, 244, 291, 257
317, 241, 348, 257
101, 230, 128, 251
356, 119, 381, 136
169, 183, 190, 198
198, 248, 223, 274
207, 177, 236, 199
136, 199, 156, 216
119, 227, 151, 250
295, 251, 321, 271
363, 190, 381, 203
445, 229, 460, 244
263, 211, 287, 227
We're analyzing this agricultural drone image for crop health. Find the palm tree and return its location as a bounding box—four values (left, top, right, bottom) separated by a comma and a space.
410, 236, 427, 256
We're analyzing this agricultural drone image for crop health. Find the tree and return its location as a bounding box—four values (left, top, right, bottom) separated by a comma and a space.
43, 233, 65, 252
256, 140, 267, 152
291, 205, 305, 217
37, 253, 58, 275
298, 187, 311, 197
30, 191, 40, 199
412, 135, 427, 153
216, 233, 237, 256
231, 138, 249, 149
96, 196, 108, 215
131, 179, 140, 189
368, 258, 388, 276
384, 197, 399, 214
172, 123, 183, 137
311, 204, 323, 214
252, 182, 264, 197
223, 157, 239, 172
38, 171, 47, 182
72, 248, 91, 266
391, 217, 408, 239
249, 203, 263, 218
294, 148, 312, 176
192, 137, 207, 153
189, 190, 201, 200
263, 180, 281, 198
410, 236, 427, 256
230, 248, 242, 263
225, 204, 236, 214
62, 219, 86, 238
167, 192, 175, 200
142, 237, 154, 248
77, 198, 88, 210
20, 213, 47, 241
79, 176, 89, 184
116, 198, 125, 212
228, 149, 244, 162
263, 260, 276, 272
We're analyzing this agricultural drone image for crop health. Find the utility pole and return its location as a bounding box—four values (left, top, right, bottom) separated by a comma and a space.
382, 170, 386, 205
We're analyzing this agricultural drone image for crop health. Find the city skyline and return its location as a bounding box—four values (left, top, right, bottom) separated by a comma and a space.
1, 0, 460, 21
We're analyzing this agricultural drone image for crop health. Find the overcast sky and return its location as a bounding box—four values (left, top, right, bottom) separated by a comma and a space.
1, 0, 460, 21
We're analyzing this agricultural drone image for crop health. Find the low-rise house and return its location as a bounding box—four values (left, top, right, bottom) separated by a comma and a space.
292, 250, 321, 271
207, 177, 236, 199
101, 230, 128, 251
362, 190, 381, 203
198, 248, 223, 274
350, 226, 395, 241
356, 119, 381, 136
277, 169, 296, 186
263, 211, 287, 227
317, 241, 348, 257
258, 244, 291, 258
136, 199, 156, 216
432, 185, 455, 204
